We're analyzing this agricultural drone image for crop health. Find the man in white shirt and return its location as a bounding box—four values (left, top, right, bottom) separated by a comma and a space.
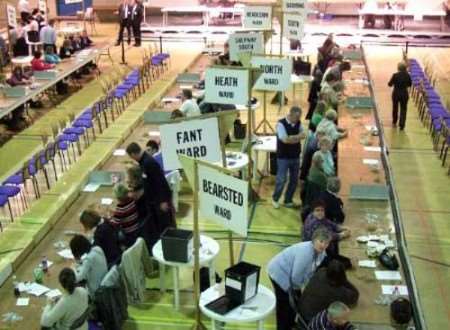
18, 0, 31, 23
40, 19, 57, 53
180, 89, 201, 117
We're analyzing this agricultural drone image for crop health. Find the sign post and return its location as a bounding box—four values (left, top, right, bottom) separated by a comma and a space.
252, 55, 293, 134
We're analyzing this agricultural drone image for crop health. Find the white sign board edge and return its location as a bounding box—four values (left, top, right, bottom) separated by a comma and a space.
198, 164, 248, 237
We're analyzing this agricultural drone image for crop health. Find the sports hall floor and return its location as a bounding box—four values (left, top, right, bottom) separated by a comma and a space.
0, 23, 449, 330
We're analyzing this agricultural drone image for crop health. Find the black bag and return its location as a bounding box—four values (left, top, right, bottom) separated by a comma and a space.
390, 298, 412, 325
379, 249, 399, 271
293, 58, 312, 76
196, 267, 222, 292
233, 119, 246, 139
269, 152, 277, 175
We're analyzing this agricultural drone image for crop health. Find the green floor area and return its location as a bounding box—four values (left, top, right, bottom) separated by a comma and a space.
364, 45, 450, 329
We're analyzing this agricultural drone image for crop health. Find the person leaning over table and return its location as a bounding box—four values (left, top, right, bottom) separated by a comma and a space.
306, 68, 323, 120
316, 136, 335, 177
267, 227, 332, 330
388, 61, 412, 131
110, 183, 141, 248
301, 152, 328, 219
40, 268, 89, 330
300, 127, 327, 190
40, 19, 57, 54
44, 45, 61, 64
272, 106, 306, 209
317, 176, 345, 225
180, 89, 201, 117
18, 0, 31, 23
302, 199, 351, 258
59, 38, 74, 59
69, 234, 108, 297
299, 260, 359, 324
79, 207, 122, 268
308, 301, 355, 330
316, 109, 348, 145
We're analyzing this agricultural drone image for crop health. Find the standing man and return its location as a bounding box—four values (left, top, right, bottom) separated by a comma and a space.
388, 62, 412, 131
126, 142, 176, 237
18, 0, 31, 23
116, 0, 132, 46
272, 106, 306, 209
39, 19, 57, 54
131, 0, 143, 47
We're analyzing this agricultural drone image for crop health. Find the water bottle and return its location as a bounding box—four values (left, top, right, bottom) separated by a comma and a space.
12, 275, 20, 298
41, 256, 48, 273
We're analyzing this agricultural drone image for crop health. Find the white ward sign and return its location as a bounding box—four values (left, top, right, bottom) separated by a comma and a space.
252, 57, 293, 91
204, 67, 249, 105
160, 117, 223, 171
198, 164, 249, 237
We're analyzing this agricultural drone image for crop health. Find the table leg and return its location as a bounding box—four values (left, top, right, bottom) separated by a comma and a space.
163, 12, 168, 26
358, 14, 363, 29
208, 261, 215, 287
252, 150, 259, 180
173, 266, 180, 310
159, 263, 166, 293
144, 6, 146, 24
257, 320, 264, 330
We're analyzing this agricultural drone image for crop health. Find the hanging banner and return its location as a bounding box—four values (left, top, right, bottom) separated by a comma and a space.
251, 57, 293, 92
228, 32, 264, 62
7, 5, 17, 28
38, 0, 47, 14
243, 6, 272, 30
283, 0, 308, 13
160, 117, 223, 171
198, 164, 248, 237
204, 68, 249, 105
65, 0, 83, 4
283, 13, 306, 41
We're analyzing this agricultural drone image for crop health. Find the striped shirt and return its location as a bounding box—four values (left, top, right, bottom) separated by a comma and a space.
308, 310, 355, 330
111, 198, 140, 234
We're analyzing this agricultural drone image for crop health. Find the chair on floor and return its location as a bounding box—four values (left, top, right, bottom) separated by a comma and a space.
0, 185, 24, 219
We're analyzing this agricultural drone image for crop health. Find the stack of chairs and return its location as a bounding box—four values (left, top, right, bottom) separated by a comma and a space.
408, 58, 450, 174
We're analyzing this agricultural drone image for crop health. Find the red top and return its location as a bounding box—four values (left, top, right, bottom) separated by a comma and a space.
31, 58, 53, 71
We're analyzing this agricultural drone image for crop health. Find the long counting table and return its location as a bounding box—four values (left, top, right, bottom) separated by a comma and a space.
0, 44, 109, 120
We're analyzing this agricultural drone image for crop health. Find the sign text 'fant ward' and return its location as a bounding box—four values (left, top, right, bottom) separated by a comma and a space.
176, 129, 207, 158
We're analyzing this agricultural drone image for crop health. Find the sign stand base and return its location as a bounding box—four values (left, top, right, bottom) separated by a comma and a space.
255, 91, 275, 135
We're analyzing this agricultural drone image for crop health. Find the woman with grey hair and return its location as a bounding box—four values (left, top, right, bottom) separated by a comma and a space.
388, 61, 412, 130
268, 227, 332, 330
316, 109, 348, 144
317, 176, 345, 224
308, 301, 355, 329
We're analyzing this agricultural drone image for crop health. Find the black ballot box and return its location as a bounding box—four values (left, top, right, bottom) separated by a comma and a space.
161, 228, 193, 263
225, 262, 261, 304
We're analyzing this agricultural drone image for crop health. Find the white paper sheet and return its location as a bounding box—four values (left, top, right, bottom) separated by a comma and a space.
363, 159, 379, 165
364, 146, 382, 152
100, 198, 113, 205
57, 248, 74, 260
45, 289, 62, 299
382, 285, 408, 296
113, 149, 126, 156
359, 260, 377, 268
17, 282, 30, 292
375, 271, 402, 281
365, 125, 377, 132
82, 183, 101, 192
27, 283, 50, 296
16, 298, 29, 306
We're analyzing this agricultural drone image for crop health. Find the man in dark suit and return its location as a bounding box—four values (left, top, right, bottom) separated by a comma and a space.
116, 0, 132, 46
130, 0, 144, 47
126, 142, 176, 237
388, 62, 412, 130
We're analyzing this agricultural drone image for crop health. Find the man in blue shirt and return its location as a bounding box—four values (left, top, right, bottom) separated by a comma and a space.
40, 19, 57, 54
272, 106, 306, 209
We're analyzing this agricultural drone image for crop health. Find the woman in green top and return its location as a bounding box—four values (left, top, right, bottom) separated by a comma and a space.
302, 152, 329, 219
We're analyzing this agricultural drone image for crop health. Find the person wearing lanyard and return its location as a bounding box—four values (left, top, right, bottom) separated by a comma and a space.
267, 227, 332, 330
116, 0, 132, 46
130, 0, 143, 47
